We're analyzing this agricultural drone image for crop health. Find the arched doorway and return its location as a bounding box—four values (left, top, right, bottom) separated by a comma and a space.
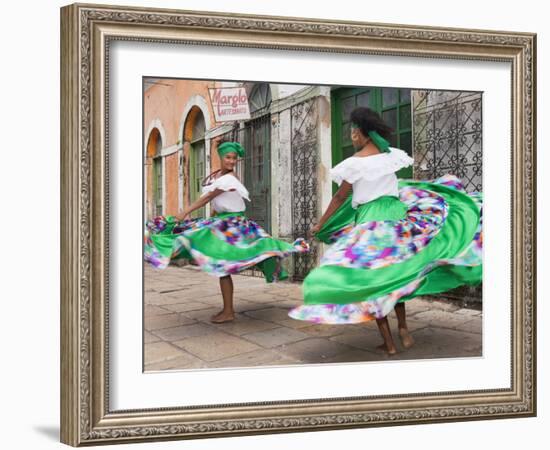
184, 107, 207, 218
146, 128, 163, 217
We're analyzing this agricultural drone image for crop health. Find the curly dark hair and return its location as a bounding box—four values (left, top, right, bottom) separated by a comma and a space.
350, 107, 393, 141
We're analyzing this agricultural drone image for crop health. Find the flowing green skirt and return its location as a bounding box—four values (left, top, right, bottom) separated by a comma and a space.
289, 175, 482, 323
145, 212, 309, 282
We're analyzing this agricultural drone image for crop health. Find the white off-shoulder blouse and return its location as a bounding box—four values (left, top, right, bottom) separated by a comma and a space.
201, 173, 250, 213
330, 148, 414, 209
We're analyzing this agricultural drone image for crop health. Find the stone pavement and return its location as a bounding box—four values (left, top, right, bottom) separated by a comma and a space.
144, 264, 482, 371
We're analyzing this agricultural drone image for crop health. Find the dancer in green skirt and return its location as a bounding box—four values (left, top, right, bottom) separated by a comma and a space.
289, 107, 483, 355
145, 137, 309, 323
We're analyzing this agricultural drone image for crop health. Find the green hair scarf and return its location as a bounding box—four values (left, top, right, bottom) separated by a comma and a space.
217, 141, 245, 158
350, 123, 391, 153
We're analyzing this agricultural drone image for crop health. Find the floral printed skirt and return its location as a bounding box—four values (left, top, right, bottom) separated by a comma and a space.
289, 175, 482, 323
144, 211, 309, 282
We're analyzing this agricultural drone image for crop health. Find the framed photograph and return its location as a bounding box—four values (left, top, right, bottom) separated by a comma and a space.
60, 2, 536, 446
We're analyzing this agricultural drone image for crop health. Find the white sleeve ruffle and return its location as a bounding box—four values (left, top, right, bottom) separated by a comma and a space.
330, 148, 414, 185
203, 174, 250, 200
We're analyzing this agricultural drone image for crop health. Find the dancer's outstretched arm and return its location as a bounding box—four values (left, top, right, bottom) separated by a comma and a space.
174, 189, 225, 221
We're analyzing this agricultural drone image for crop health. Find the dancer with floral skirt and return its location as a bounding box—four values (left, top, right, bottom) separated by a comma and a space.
145, 137, 309, 323
289, 107, 482, 355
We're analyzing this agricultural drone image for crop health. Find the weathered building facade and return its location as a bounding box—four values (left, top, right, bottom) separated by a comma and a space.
144, 79, 482, 297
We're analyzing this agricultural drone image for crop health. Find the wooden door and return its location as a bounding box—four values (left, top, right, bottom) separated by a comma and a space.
331, 87, 413, 183
189, 140, 205, 218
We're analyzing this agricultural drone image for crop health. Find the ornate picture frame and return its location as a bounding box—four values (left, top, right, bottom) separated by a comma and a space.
60, 3, 536, 446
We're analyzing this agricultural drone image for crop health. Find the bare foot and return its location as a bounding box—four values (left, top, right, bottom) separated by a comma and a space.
210, 311, 235, 323
399, 328, 415, 349
376, 343, 397, 356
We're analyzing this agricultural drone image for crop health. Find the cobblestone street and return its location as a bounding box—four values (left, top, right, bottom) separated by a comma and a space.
144, 264, 482, 371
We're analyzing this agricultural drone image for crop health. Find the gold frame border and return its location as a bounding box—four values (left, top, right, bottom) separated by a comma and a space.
60, 3, 536, 446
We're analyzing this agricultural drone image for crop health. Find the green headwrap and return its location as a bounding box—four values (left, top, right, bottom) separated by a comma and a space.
217, 141, 245, 158
350, 124, 391, 153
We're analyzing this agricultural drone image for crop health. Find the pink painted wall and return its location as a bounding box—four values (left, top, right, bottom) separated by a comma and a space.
143, 79, 223, 217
